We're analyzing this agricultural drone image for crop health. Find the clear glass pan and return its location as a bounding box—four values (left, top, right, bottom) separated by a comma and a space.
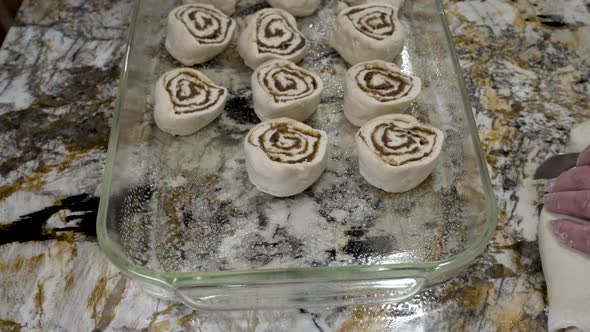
97, 0, 497, 310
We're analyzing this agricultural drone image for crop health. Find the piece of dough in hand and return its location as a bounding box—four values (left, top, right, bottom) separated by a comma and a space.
567, 120, 590, 153
539, 209, 590, 332
154, 68, 227, 136
244, 118, 328, 197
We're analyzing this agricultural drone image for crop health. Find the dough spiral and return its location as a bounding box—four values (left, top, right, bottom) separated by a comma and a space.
345, 5, 396, 41
355, 114, 444, 193
343, 60, 421, 126
164, 70, 226, 114
238, 8, 307, 69
350, 64, 413, 102
256, 11, 306, 56
154, 68, 227, 136
329, 3, 405, 65
257, 61, 318, 103
174, 5, 234, 45
248, 121, 322, 164
359, 118, 439, 166
244, 118, 328, 197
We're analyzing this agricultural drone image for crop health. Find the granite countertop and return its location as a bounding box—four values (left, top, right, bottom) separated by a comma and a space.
0, 0, 588, 330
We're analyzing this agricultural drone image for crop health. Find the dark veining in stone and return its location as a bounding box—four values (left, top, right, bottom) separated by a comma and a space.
0, 194, 98, 245
0, 66, 117, 177
536, 14, 569, 28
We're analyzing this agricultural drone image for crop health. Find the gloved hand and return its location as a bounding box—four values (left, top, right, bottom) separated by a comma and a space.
544, 145, 590, 255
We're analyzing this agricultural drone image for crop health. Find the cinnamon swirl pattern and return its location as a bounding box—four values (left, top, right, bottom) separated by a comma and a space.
329, 3, 405, 64
346, 5, 395, 40
266, 0, 321, 17
154, 68, 227, 136
342, 0, 405, 10
244, 118, 328, 197
344, 60, 421, 126
356, 114, 443, 193
238, 8, 307, 69
352, 66, 411, 102
165, 4, 236, 66
252, 60, 323, 121
182, 0, 237, 15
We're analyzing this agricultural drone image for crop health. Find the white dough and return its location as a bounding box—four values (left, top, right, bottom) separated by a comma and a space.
329, 2, 406, 65
244, 118, 328, 197
183, 0, 237, 15
567, 119, 590, 153
237, 8, 307, 70
266, 0, 321, 17
252, 60, 323, 122
538, 209, 590, 332
154, 68, 227, 136
166, 4, 236, 66
344, 60, 421, 126
342, 0, 405, 10
355, 114, 443, 193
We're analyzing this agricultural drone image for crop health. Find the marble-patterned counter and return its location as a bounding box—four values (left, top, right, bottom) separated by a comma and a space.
0, 0, 588, 330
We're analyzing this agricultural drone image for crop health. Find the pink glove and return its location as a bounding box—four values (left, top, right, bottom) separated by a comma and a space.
544, 145, 590, 255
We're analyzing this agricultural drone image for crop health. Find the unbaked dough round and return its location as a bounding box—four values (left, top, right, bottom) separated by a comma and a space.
344, 60, 421, 126
329, 3, 406, 65
244, 118, 328, 197
154, 68, 227, 136
252, 60, 323, 121
237, 8, 307, 69
355, 114, 443, 193
166, 4, 236, 66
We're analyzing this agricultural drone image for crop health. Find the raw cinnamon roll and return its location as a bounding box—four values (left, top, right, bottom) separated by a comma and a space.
182, 0, 237, 15
237, 8, 307, 69
342, 0, 405, 10
166, 4, 236, 66
344, 60, 421, 126
154, 68, 227, 136
252, 60, 323, 121
355, 114, 443, 193
329, 3, 405, 65
266, 0, 321, 17
244, 118, 328, 197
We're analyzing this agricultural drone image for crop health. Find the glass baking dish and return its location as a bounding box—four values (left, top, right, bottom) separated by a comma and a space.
97, 0, 497, 310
